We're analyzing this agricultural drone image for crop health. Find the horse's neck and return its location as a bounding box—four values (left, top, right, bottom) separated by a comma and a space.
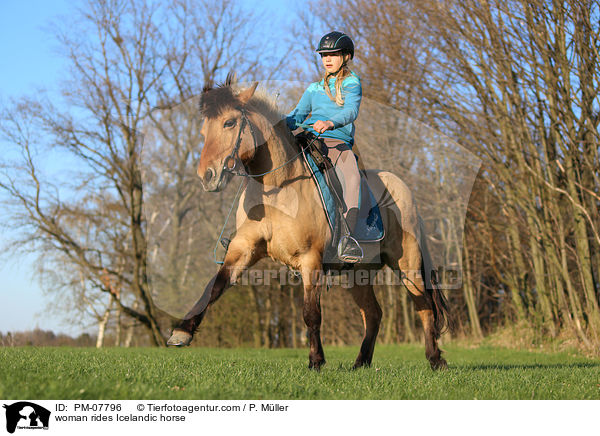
248, 122, 307, 189
240, 119, 326, 239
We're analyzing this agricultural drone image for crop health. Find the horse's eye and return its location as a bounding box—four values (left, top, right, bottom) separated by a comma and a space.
223, 119, 236, 128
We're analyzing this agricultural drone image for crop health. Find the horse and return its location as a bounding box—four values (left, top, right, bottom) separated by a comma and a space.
167, 76, 450, 370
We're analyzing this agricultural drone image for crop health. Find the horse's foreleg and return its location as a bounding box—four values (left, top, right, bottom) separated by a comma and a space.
167, 270, 229, 346
349, 283, 382, 369
167, 231, 266, 347
300, 255, 326, 370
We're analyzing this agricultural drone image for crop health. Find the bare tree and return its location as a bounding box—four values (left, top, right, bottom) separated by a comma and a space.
420, 0, 600, 345
0, 0, 276, 345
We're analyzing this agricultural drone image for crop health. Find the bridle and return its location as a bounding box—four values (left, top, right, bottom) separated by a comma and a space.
221, 106, 259, 178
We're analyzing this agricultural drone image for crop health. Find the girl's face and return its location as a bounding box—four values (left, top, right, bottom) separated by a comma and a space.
321, 51, 345, 74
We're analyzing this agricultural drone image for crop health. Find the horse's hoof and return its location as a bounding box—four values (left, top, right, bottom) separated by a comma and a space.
430, 358, 448, 371
352, 361, 371, 370
167, 330, 193, 347
308, 359, 326, 371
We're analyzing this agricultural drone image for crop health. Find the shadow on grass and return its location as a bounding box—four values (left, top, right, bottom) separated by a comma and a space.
459, 362, 600, 371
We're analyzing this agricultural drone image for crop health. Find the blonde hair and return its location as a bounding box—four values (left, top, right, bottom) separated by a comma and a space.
323, 54, 351, 106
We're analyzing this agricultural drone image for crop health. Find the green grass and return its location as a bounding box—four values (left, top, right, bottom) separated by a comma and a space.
1, 344, 599, 399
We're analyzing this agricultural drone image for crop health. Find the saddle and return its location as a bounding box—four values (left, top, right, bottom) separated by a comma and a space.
295, 131, 385, 264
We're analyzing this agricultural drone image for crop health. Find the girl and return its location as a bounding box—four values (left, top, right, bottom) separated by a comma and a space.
286, 31, 363, 263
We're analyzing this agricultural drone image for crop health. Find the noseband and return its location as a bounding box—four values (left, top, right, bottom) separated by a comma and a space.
222, 106, 258, 177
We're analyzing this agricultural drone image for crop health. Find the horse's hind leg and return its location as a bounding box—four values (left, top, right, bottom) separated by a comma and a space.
300, 253, 326, 370
348, 283, 382, 369
409, 291, 447, 370
403, 269, 447, 370
393, 242, 447, 370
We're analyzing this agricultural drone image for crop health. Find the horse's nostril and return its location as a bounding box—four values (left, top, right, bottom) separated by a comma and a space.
204, 167, 215, 185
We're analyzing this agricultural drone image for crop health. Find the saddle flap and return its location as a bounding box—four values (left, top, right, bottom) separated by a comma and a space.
302, 151, 384, 244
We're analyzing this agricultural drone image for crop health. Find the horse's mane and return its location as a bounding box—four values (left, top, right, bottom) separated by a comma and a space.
200, 72, 284, 127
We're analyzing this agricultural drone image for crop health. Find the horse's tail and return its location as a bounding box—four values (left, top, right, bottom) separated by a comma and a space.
419, 217, 453, 339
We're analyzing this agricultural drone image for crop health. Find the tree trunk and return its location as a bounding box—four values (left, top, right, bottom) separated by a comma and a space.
462, 239, 483, 338
96, 299, 113, 349
290, 286, 298, 348
383, 285, 397, 344
399, 288, 416, 342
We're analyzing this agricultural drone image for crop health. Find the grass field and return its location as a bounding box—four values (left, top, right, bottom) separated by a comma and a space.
1, 344, 599, 400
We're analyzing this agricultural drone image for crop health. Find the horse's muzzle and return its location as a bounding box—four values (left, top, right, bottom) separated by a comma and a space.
200, 166, 228, 192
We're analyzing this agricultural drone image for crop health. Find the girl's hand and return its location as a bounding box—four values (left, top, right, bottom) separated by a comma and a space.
313, 120, 334, 134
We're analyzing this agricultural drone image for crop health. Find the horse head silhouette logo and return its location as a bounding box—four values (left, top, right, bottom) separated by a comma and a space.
3, 402, 50, 433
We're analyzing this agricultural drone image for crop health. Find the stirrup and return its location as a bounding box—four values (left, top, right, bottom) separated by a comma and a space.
337, 235, 364, 264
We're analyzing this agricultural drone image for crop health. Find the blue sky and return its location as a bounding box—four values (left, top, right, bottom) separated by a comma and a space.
0, 0, 299, 336
0, 0, 75, 335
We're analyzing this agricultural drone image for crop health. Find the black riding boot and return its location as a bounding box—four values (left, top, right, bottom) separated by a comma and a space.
337, 207, 364, 263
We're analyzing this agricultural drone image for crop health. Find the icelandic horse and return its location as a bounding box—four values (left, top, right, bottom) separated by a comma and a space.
167, 77, 450, 370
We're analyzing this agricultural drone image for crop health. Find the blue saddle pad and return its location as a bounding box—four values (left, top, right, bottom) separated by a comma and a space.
303, 152, 385, 242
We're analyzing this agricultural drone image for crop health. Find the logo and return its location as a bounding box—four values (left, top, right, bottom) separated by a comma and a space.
3, 402, 50, 433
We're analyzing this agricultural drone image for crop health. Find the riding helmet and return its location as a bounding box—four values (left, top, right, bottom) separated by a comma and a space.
316, 31, 354, 59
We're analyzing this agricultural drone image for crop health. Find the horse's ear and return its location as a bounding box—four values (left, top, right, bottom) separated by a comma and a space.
225, 71, 236, 87
237, 82, 259, 105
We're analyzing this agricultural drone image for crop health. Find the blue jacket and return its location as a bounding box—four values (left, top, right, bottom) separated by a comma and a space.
286, 71, 362, 146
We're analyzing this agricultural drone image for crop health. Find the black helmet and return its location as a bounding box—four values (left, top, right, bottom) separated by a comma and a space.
316, 31, 354, 59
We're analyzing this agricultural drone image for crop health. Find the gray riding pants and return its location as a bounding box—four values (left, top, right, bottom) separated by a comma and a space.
321, 138, 360, 219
